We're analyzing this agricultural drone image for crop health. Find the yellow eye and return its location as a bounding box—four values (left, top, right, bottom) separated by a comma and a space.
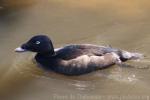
36, 41, 40, 44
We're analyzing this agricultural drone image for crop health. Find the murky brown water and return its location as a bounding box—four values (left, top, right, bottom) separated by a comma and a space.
0, 0, 150, 100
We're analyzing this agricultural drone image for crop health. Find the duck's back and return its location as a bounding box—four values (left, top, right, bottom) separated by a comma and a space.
54, 44, 119, 60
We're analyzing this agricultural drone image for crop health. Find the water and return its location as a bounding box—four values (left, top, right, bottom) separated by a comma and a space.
0, 0, 150, 100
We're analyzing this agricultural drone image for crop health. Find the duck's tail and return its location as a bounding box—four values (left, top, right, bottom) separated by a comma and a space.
120, 50, 144, 61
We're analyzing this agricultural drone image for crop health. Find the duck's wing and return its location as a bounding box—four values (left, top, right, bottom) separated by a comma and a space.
55, 44, 119, 60
52, 52, 120, 75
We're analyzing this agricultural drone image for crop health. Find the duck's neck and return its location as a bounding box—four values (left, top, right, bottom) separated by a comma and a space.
37, 50, 55, 57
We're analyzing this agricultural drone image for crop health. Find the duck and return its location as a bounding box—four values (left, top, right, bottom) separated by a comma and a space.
15, 35, 143, 75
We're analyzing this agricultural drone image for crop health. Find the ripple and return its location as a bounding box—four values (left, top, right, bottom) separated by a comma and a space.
12, 53, 44, 77
69, 80, 95, 91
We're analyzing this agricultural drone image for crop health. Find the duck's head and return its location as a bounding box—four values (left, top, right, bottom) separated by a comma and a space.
15, 35, 55, 55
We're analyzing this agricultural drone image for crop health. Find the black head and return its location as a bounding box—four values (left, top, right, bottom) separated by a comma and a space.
15, 35, 55, 55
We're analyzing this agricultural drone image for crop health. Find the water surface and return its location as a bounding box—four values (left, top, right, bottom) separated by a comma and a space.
0, 0, 150, 100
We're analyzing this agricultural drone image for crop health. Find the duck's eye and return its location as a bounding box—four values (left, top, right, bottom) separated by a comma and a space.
35, 41, 40, 44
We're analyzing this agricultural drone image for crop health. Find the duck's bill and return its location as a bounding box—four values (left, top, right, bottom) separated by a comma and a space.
15, 47, 27, 52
